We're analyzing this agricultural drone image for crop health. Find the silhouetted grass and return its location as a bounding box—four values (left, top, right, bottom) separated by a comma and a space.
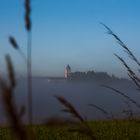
24, 0, 33, 127
101, 23, 140, 121
88, 104, 109, 115
102, 23, 140, 91
102, 85, 140, 109
1, 0, 34, 139
8, 0, 33, 127
9, 36, 27, 63
54, 95, 97, 140
0, 55, 28, 140
101, 23, 140, 67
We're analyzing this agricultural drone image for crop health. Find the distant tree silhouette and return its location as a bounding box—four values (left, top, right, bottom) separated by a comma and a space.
68, 70, 115, 81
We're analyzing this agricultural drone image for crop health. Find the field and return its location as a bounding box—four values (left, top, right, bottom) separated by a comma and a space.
0, 120, 140, 140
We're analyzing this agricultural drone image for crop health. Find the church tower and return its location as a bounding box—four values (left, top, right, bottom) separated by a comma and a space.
64, 64, 71, 78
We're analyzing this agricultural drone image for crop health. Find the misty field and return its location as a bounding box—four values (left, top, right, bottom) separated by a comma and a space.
0, 120, 140, 140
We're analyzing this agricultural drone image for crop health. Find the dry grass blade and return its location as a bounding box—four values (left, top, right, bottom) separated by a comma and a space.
88, 104, 108, 115
25, 0, 31, 31
101, 22, 140, 67
128, 74, 140, 90
24, 0, 33, 126
54, 95, 84, 122
9, 36, 27, 63
102, 85, 140, 109
0, 55, 28, 140
114, 54, 138, 79
9, 36, 19, 49
114, 54, 140, 90
2, 87, 28, 140
5, 55, 16, 88
54, 95, 97, 140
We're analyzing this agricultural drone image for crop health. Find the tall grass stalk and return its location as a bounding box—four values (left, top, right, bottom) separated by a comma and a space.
102, 85, 140, 109
24, 0, 32, 126
27, 31, 32, 126
0, 55, 28, 140
101, 23, 140, 91
54, 95, 97, 140
101, 23, 140, 121
88, 103, 109, 115
100, 22, 140, 67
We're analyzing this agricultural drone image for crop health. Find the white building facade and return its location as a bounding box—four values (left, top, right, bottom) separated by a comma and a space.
64, 64, 71, 78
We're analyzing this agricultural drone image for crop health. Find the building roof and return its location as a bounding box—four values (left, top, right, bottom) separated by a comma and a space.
66, 64, 71, 70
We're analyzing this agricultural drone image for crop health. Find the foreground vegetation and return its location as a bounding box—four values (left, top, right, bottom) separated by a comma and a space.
0, 120, 140, 140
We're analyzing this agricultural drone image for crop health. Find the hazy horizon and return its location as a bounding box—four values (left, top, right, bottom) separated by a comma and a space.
0, 0, 140, 78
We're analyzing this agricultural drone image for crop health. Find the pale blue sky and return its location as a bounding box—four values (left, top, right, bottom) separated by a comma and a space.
0, 0, 140, 77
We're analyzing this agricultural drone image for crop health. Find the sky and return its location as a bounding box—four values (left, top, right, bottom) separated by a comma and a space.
0, 0, 140, 77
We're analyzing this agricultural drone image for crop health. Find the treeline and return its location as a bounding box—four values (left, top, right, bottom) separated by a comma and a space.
68, 70, 126, 82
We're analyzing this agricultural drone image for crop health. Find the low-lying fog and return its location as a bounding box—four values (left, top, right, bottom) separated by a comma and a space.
0, 78, 140, 125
